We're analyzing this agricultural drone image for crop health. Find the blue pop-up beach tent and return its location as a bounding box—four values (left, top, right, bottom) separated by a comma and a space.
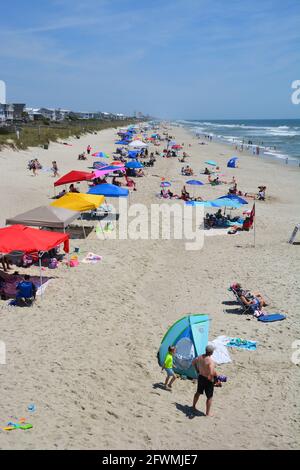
158, 314, 210, 379
125, 161, 144, 169
227, 157, 238, 168
88, 183, 129, 197
127, 150, 140, 159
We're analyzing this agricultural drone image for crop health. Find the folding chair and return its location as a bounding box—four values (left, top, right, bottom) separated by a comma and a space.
227, 286, 253, 315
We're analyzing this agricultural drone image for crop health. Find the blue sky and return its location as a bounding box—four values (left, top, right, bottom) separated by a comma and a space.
1, 0, 300, 119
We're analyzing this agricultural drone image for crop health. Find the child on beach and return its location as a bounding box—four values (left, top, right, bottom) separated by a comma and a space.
51, 161, 59, 178
162, 346, 177, 390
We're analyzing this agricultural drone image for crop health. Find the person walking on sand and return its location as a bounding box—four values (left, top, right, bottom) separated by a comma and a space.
32, 159, 38, 176
51, 161, 59, 178
192, 344, 216, 416
87, 144, 92, 155
162, 346, 177, 391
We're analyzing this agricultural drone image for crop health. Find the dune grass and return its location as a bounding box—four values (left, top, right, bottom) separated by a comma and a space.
0, 119, 136, 151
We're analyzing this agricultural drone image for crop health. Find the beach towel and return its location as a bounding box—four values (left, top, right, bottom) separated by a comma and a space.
211, 337, 232, 364
226, 337, 257, 350
81, 252, 102, 264
258, 314, 286, 322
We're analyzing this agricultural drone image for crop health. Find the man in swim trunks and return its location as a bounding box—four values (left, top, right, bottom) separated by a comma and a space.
192, 344, 216, 416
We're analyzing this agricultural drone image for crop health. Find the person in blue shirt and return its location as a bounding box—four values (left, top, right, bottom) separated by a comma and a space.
16, 274, 37, 302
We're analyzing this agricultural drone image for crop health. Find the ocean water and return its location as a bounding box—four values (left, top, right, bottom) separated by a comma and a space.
177, 119, 300, 165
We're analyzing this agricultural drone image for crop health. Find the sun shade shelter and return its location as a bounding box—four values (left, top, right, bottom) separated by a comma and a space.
0, 224, 70, 254
128, 140, 148, 148
88, 184, 129, 197
51, 193, 105, 239
158, 314, 210, 379
0, 224, 70, 299
51, 193, 104, 212
54, 171, 93, 187
227, 157, 238, 168
186, 180, 204, 186
218, 194, 248, 205
125, 161, 144, 169
6, 205, 79, 231
92, 165, 125, 178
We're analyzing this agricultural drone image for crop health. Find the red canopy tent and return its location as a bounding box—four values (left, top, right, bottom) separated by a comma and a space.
54, 170, 93, 187
0, 225, 70, 298
0, 224, 69, 254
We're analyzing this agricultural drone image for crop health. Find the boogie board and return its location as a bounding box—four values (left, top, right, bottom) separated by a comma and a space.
258, 314, 286, 322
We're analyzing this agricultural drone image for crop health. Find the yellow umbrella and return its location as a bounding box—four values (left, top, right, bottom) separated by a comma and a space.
51, 193, 104, 212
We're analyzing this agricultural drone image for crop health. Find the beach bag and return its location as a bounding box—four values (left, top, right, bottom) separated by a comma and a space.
69, 255, 79, 267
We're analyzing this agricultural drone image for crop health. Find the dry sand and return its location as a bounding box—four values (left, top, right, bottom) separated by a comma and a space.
0, 124, 299, 449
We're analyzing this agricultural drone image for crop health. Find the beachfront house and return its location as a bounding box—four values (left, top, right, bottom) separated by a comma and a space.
0, 103, 15, 123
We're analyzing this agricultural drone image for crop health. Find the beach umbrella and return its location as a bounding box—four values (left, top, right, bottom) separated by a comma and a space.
186, 180, 204, 186
205, 160, 217, 166
160, 182, 171, 188
172, 144, 182, 150
115, 140, 129, 145
128, 150, 140, 158
92, 151, 109, 158
88, 184, 129, 198
186, 179, 204, 198
210, 198, 243, 209
128, 140, 148, 149
125, 161, 144, 169
218, 194, 248, 205
185, 201, 216, 207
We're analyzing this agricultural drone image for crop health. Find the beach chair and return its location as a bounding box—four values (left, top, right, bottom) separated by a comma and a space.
227, 286, 253, 315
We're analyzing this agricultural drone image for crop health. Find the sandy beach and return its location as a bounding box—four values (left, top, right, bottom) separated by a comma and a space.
0, 124, 299, 450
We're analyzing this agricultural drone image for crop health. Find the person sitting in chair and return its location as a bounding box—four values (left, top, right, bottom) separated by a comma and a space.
112, 176, 121, 186
16, 274, 37, 305
181, 185, 190, 200
69, 184, 79, 193
228, 216, 253, 234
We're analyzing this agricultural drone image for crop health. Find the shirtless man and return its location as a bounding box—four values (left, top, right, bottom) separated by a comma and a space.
192, 344, 216, 417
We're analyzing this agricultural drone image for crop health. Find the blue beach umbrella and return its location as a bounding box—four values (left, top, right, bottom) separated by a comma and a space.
128, 150, 140, 157
160, 181, 171, 188
125, 161, 144, 169
186, 180, 204, 186
185, 200, 216, 207
218, 194, 248, 205
88, 183, 129, 198
115, 140, 129, 145
210, 198, 243, 209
